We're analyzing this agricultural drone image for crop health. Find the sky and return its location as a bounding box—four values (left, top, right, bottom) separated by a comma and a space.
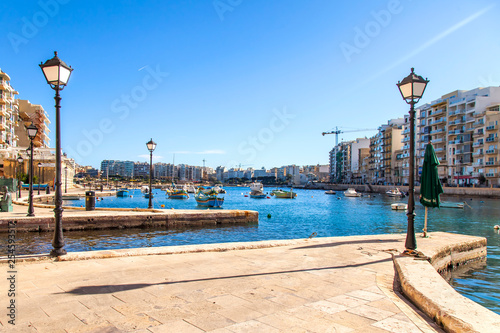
1, 0, 500, 171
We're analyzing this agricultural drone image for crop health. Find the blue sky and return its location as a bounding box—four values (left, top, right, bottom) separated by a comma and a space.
1, 0, 499, 170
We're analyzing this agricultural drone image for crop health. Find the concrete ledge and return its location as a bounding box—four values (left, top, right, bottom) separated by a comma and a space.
0, 209, 258, 232
394, 232, 500, 332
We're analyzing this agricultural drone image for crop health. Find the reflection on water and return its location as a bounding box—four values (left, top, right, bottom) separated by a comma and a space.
3, 187, 500, 314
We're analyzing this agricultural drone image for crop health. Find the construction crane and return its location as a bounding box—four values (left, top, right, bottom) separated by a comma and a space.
322, 126, 378, 146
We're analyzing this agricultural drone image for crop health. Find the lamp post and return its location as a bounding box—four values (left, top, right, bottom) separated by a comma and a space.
27, 122, 38, 217
40, 51, 73, 257
146, 138, 157, 209
397, 68, 429, 254
37, 162, 42, 195
17, 155, 23, 199
65, 166, 68, 193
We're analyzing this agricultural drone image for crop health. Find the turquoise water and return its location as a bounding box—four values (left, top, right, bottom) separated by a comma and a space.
9, 186, 500, 314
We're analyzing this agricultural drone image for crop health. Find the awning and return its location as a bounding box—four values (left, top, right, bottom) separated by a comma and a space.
454, 175, 473, 179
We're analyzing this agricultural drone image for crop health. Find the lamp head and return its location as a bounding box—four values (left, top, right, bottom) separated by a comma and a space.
146, 138, 157, 152
40, 51, 73, 89
397, 68, 429, 105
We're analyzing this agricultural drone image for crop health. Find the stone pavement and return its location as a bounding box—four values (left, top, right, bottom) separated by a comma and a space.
0, 233, 451, 333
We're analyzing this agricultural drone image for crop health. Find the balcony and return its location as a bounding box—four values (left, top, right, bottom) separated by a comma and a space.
486, 137, 497, 142
486, 149, 497, 154
473, 120, 485, 127
449, 139, 464, 145
434, 148, 444, 152
473, 161, 484, 166
486, 173, 497, 177
486, 125, 497, 131
486, 161, 496, 166
430, 128, 445, 134
429, 118, 446, 125
472, 151, 483, 156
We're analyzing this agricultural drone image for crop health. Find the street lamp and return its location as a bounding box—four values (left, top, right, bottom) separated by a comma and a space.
40, 51, 73, 257
397, 68, 429, 254
65, 166, 68, 193
37, 162, 42, 195
17, 155, 23, 199
146, 138, 157, 209
27, 122, 38, 217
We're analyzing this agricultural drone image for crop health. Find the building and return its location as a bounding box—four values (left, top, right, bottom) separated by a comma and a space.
16, 100, 50, 148
0, 69, 19, 150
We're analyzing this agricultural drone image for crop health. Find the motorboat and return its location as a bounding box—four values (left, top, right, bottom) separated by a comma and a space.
249, 182, 266, 198
271, 189, 297, 199
195, 188, 224, 207
344, 188, 361, 197
185, 184, 196, 193
141, 185, 149, 193
386, 188, 404, 197
439, 201, 465, 209
325, 190, 336, 195
391, 203, 407, 210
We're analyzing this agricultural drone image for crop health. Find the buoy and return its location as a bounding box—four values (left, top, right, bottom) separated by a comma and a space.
267, 214, 271, 218
494, 225, 500, 229
161, 204, 165, 208
311, 196, 313, 198
267, 196, 270, 199
337, 197, 341, 200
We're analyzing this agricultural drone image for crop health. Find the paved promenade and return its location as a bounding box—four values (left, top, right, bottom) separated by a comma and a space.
3, 232, 480, 333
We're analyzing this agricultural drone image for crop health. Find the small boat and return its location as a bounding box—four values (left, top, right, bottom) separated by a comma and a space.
195, 188, 224, 207
185, 184, 196, 193
391, 203, 408, 210
440, 201, 465, 209
344, 188, 361, 197
141, 185, 149, 193
213, 184, 225, 194
116, 189, 129, 197
167, 186, 189, 199
386, 188, 404, 197
272, 189, 297, 199
144, 193, 153, 199
249, 182, 266, 198
325, 190, 336, 195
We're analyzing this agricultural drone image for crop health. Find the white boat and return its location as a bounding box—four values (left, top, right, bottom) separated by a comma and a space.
250, 182, 263, 192
186, 184, 196, 193
140, 185, 149, 193
391, 203, 407, 210
344, 188, 361, 197
325, 190, 336, 195
440, 201, 465, 209
386, 188, 404, 197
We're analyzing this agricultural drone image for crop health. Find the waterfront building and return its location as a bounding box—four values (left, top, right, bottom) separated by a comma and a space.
215, 166, 226, 182
349, 138, 370, 183
134, 162, 149, 179
0, 68, 19, 150
16, 100, 50, 148
100, 160, 134, 178
380, 119, 404, 184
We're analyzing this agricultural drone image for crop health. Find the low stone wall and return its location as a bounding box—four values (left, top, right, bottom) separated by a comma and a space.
394, 233, 500, 332
0, 210, 258, 232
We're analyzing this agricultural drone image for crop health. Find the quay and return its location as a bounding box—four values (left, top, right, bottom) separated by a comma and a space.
0, 190, 257, 232
1, 232, 500, 332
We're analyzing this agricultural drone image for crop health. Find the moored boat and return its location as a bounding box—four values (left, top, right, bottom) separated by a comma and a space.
249, 182, 266, 198
195, 188, 224, 207
391, 202, 407, 210
325, 190, 336, 195
271, 189, 297, 199
116, 189, 129, 197
386, 188, 404, 197
439, 201, 465, 209
344, 188, 361, 197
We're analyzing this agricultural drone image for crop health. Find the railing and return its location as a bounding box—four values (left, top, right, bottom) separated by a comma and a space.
486, 125, 496, 131
486, 149, 497, 154
472, 151, 483, 156
485, 161, 495, 166
486, 173, 496, 177
473, 141, 484, 147
486, 137, 497, 142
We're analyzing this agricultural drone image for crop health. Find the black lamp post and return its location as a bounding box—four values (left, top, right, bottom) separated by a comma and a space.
17, 155, 23, 199
40, 51, 73, 257
27, 122, 38, 217
37, 162, 42, 195
65, 166, 68, 193
146, 138, 157, 209
397, 68, 429, 254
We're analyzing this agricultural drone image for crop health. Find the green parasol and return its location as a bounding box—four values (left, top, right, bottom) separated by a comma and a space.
419, 143, 443, 237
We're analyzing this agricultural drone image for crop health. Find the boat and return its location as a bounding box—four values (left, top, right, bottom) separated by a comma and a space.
249, 182, 266, 198
167, 186, 189, 199
116, 189, 129, 197
391, 203, 407, 210
213, 184, 226, 194
185, 184, 196, 193
144, 192, 153, 199
195, 188, 224, 207
439, 201, 465, 209
271, 189, 297, 199
386, 188, 404, 197
344, 188, 361, 197
141, 186, 149, 193
325, 190, 336, 195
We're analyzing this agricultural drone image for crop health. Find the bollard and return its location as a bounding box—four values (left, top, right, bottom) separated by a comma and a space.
85, 191, 96, 211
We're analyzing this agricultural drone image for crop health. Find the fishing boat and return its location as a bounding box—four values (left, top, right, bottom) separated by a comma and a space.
439, 201, 465, 209
195, 188, 224, 207
325, 190, 336, 195
167, 186, 189, 199
141, 185, 149, 193
144, 192, 153, 199
344, 188, 361, 197
213, 184, 226, 194
116, 189, 129, 197
249, 181, 266, 198
391, 203, 407, 210
185, 184, 196, 193
386, 188, 404, 197
271, 189, 297, 199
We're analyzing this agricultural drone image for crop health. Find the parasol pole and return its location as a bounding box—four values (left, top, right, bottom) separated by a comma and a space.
423, 206, 428, 237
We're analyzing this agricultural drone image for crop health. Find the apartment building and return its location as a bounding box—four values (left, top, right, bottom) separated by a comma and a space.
17, 99, 50, 148
0, 69, 19, 149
